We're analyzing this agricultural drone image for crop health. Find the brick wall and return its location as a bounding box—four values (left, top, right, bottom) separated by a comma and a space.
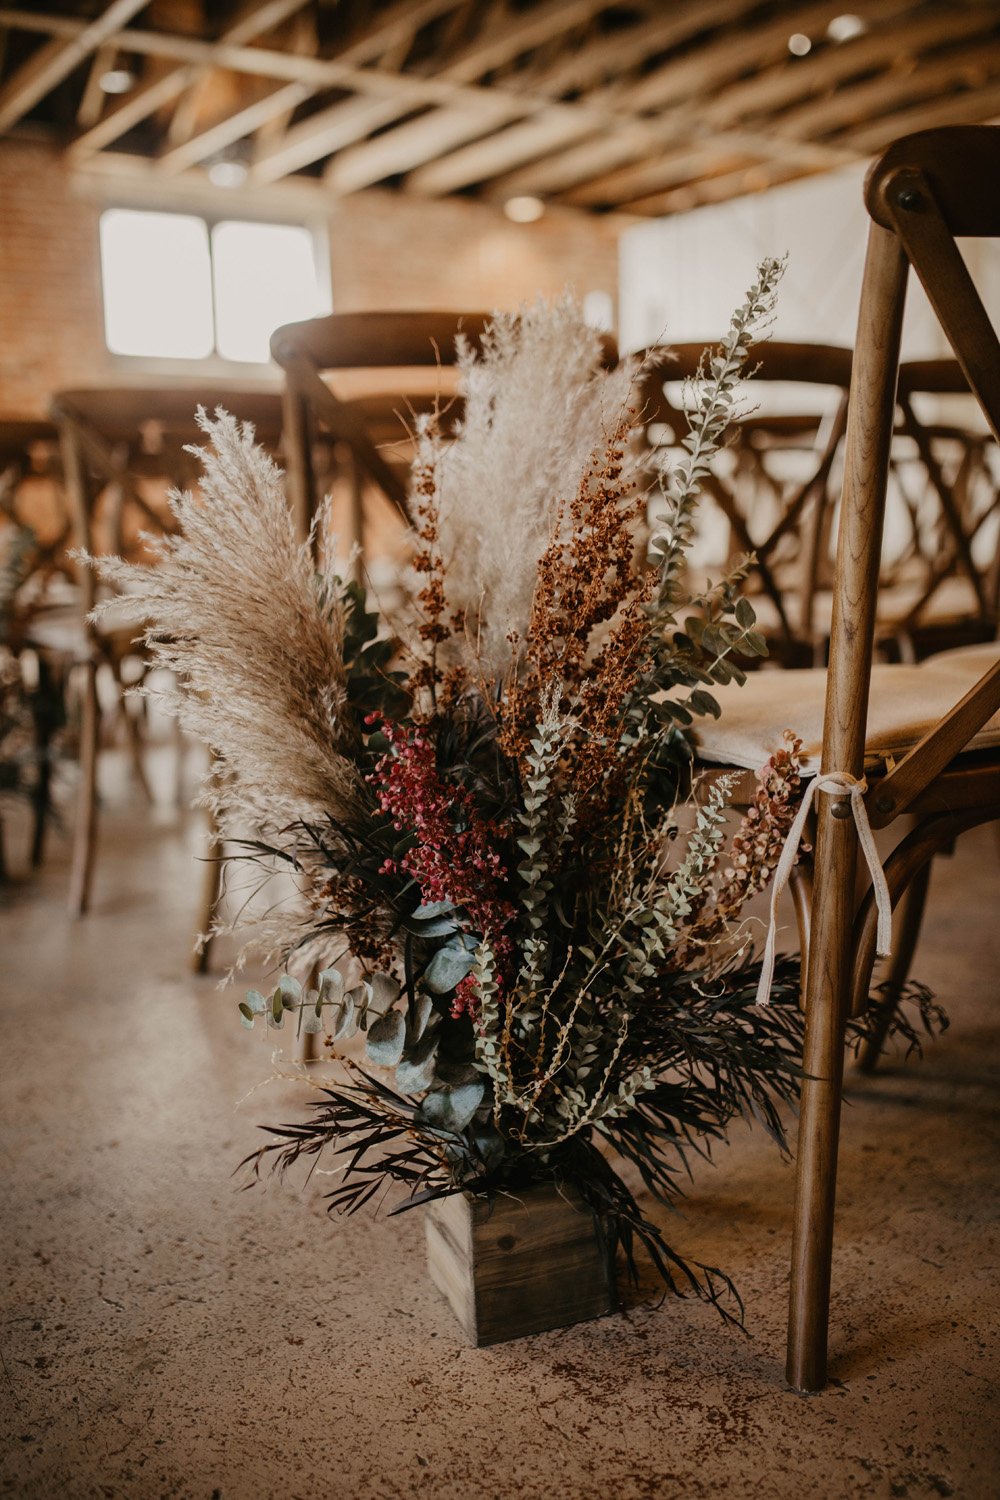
0, 141, 112, 419
0, 138, 619, 421
330, 187, 619, 314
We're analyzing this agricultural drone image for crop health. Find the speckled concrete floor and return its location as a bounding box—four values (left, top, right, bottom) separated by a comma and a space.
1, 770, 998, 1500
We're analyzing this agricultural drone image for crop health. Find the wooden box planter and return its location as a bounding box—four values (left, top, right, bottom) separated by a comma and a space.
425, 1183, 617, 1345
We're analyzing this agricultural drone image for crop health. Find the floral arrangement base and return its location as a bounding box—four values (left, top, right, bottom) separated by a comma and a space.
425, 1183, 616, 1346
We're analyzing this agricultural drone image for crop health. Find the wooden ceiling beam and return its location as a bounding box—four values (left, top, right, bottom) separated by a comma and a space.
64, 0, 311, 160
159, 80, 311, 174
0, 0, 147, 133
400, 0, 766, 200
844, 77, 1000, 151
76, 42, 117, 129
67, 59, 196, 158
773, 46, 1000, 139
252, 7, 318, 152
490, 125, 661, 199
561, 125, 857, 208
627, 0, 901, 112
624, 161, 815, 219
699, 3, 997, 128
534, 0, 764, 98
251, 96, 414, 183
324, 98, 527, 193
407, 105, 602, 195
320, 0, 604, 194
433, 0, 604, 83
156, 0, 459, 176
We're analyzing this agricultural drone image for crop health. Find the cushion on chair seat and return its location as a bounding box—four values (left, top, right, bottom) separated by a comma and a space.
695, 641, 1000, 773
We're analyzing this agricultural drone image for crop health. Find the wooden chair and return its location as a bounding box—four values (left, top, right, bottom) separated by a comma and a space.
694, 125, 1000, 1391
638, 343, 998, 665
0, 419, 69, 873
637, 342, 854, 665
270, 310, 492, 570
50, 384, 284, 919
884, 356, 999, 655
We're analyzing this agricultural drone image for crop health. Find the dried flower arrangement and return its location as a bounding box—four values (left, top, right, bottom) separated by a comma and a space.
89, 269, 938, 1325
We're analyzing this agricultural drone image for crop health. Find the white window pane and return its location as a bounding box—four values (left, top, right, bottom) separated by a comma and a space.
100, 209, 214, 359
212, 220, 329, 364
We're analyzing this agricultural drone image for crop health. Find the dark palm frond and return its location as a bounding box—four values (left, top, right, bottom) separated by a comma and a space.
847, 978, 949, 1060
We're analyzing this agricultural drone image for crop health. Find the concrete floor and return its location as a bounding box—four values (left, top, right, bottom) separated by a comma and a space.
0, 769, 998, 1500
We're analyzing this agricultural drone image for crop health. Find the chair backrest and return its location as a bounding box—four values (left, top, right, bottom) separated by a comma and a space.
891, 356, 1000, 638
636, 341, 854, 656
825, 126, 1000, 826
50, 385, 284, 626
270, 310, 493, 551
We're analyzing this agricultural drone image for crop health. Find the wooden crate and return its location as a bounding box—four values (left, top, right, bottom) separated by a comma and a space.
425, 1183, 617, 1345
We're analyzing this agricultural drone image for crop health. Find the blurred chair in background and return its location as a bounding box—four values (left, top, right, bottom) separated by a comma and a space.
49, 385, 284, 921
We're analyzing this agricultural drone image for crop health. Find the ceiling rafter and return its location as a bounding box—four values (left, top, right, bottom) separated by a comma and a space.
65, 0, 313, 160
773, 45, 1000, 139
0, 2, 999, 219
0, 0, 146, 133
322, 0, 605, 193
400, 0, 900, 197
156, 0, 461, 176
627, 0, 910, 112
698, 3, 1000, 129
561, 125, 859, 209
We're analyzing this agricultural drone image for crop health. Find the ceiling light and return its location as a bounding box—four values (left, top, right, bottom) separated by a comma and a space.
208, 160, 249, 188
787, 33, 812, 56
99, 67, 135, 94
827, 13, 867, 42
504, 195, 545, 223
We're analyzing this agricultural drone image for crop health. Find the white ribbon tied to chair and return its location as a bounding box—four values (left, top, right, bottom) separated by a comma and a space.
754, 771, 894, 1008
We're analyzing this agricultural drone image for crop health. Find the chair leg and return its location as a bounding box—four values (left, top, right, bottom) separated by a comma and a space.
856, 857, 932, 1074
191, 817, 223, 974
29, 654, 54, 869
786, 968, 852, 1391
110, 656, 154, 805
68, 658, 100, 917
786, 806, 859, 1393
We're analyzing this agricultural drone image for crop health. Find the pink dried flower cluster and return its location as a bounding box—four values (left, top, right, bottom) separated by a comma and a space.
716, 729, 807, 917
366, 715, 516, 1017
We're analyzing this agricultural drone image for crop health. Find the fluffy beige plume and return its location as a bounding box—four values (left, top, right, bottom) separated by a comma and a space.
417, 296, 639, 681
89, 410, 363, 831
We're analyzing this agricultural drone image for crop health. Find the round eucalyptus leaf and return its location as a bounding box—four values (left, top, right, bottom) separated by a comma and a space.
395, 1034, 439, 1094
366, 1008, 406, 1067
423, 942, 476, 995
419, 1080, 484, 1132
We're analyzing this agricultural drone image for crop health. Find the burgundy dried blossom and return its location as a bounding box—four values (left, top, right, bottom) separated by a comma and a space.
366, 716, 516, 1017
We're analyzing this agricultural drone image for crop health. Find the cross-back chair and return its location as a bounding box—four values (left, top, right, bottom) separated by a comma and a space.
695, 125, 1000, 1392
270, 310, 493, 573
0, 420, 69, 873
637, 341, 854, 664
51, 385, 284, 920
639, 341, 999, 665
885, 356, 999, 654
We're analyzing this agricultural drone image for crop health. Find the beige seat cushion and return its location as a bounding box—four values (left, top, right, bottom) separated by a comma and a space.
695, 641, 1000, 774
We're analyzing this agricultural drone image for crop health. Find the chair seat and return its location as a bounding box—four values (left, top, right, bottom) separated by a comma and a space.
696, 641, 1000, 773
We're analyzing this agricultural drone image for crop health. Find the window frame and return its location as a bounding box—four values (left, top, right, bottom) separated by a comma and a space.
97, 202, 332, 380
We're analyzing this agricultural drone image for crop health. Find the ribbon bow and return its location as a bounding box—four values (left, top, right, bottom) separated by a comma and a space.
755, 770, 893, 1008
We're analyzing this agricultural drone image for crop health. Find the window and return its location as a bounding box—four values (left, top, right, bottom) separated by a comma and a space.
99, 208, 330, 364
